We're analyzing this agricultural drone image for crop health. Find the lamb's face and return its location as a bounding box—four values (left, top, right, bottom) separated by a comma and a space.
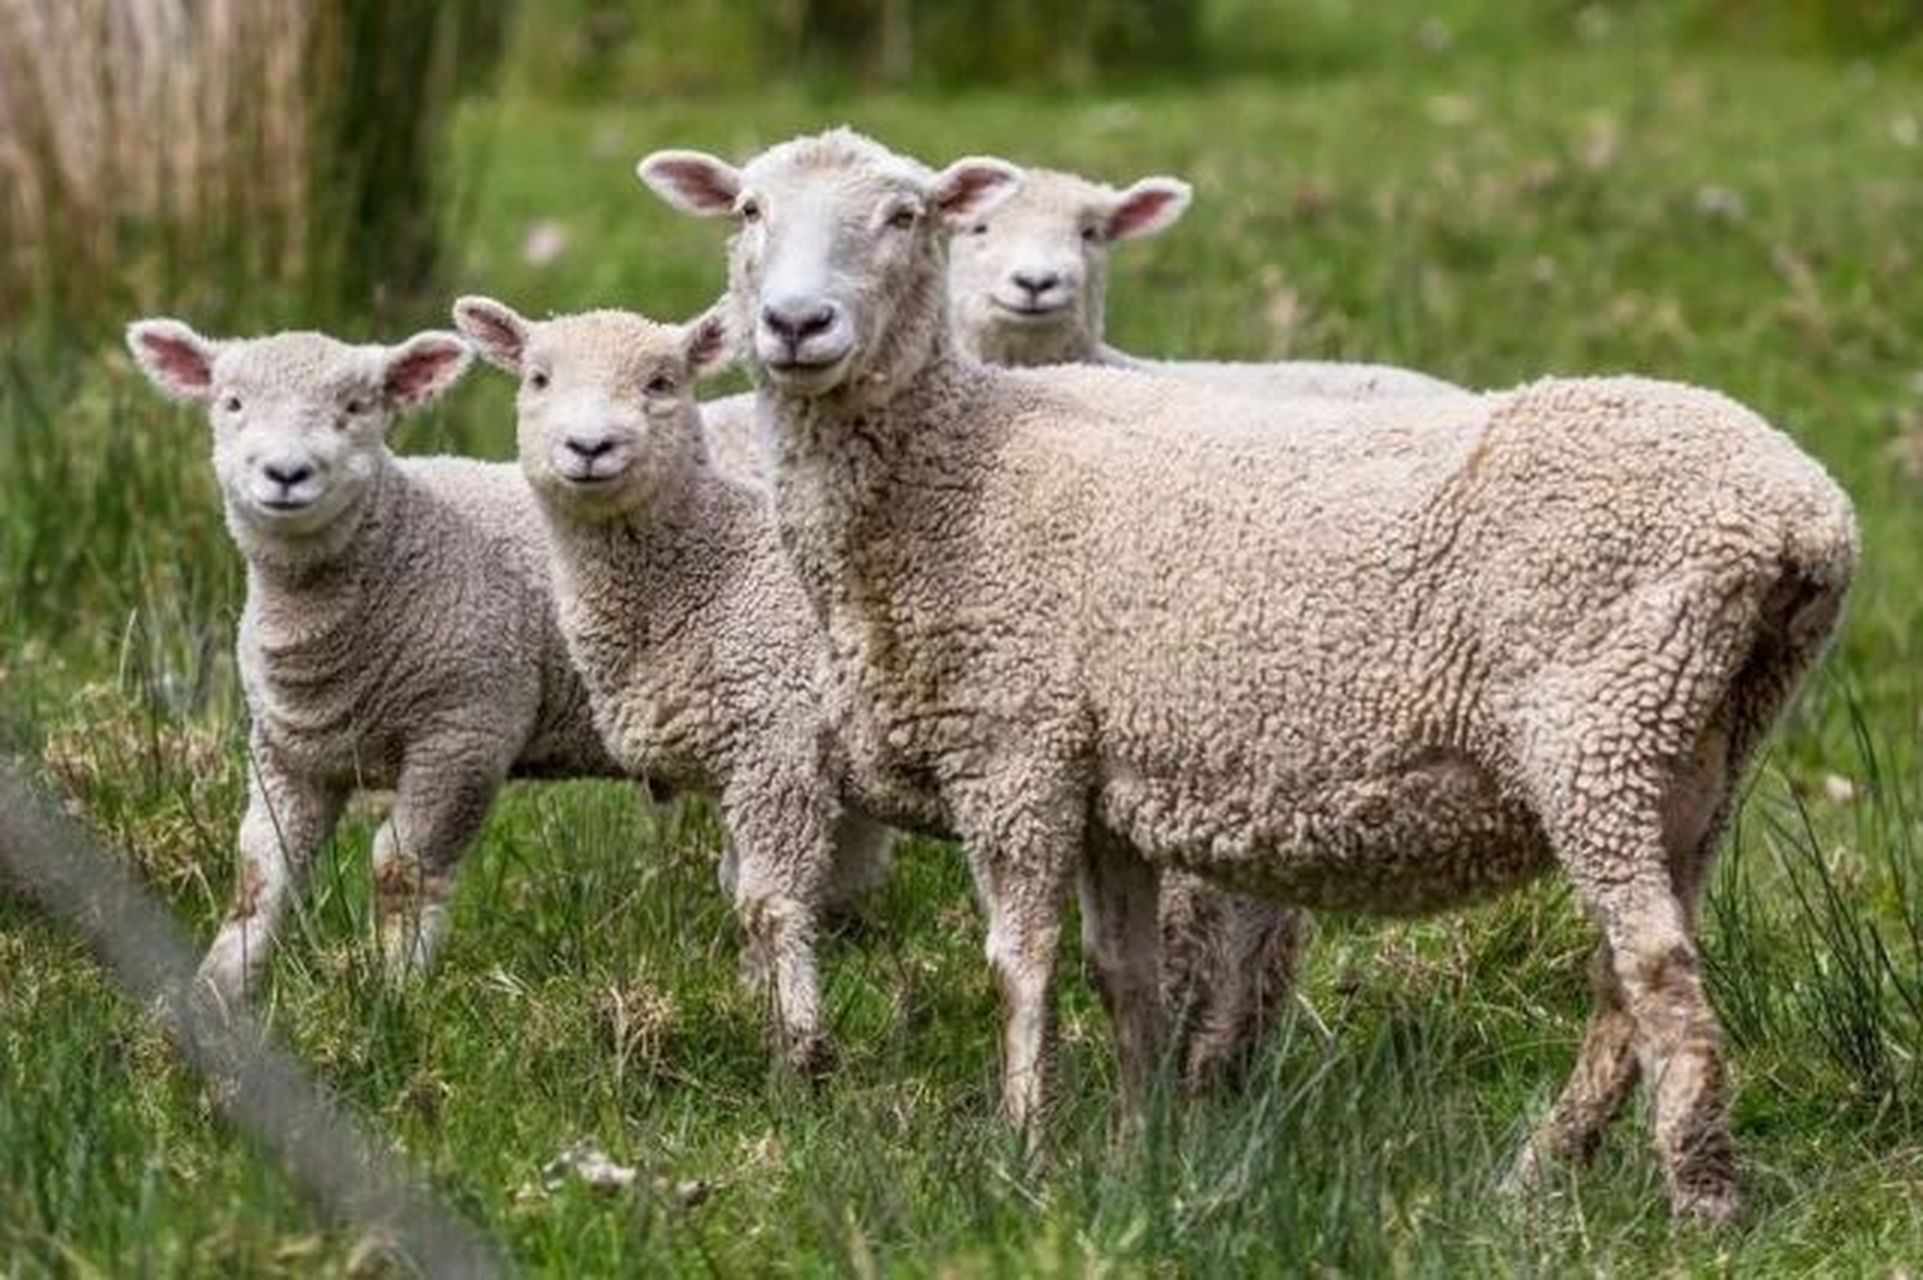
639, 129, 1021, 400
947, 169, 1192, 365
453, 300, 730, 522
125, 321, 470, 540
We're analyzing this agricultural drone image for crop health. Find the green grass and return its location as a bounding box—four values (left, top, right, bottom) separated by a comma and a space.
5, 19, 1923, 1276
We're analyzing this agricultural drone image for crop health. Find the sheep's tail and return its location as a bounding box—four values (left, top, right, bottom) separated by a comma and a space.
1725, 473, 1859, 772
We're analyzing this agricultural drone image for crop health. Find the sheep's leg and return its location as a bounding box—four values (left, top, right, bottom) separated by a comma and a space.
1513, 721, 1735, 1194
1179, 890, 1302, 1092
957, 778, 1079, 1134
823, 810, 896, 911
1078, 829, 1163, 1111
197, 751, 342, 1008
371, 759, 504, 982
725, 782, 837, 1075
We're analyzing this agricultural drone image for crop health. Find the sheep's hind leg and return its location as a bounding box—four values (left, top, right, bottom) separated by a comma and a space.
372, 758, 504, 983
1078, 828, 1163, 1114
197, 748, 342, 1010
1175, 883, 1302, 1093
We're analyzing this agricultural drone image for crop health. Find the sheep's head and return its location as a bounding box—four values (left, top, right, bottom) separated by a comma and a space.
638, 128, 1020, 403
454, 297, 731, 522
126, 319, 469, 541
947, 168, 1191, 366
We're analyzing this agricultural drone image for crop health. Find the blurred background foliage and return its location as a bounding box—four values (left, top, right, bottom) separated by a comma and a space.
2, 0, 1918, 342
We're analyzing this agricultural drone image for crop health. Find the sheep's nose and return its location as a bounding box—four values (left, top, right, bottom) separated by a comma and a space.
1012, 270, 1062, 297
760, 299, 838, 343
263, 460, 314, 488
564, 435, 616, 461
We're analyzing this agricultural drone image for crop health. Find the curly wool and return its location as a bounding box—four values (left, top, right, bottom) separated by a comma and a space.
677, 127, 1857, 1219
460, 303, 892, 1069
126, 327, 621, 1007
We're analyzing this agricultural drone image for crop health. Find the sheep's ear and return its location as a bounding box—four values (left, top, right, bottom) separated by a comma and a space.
637, 150, 741, 217
683, 309, 734, 378
930, 158, 1023, 230
1104, 177, 1192, 243
382, 332, 471, 411
126, 318, 220, 402
452, 295, 531, 374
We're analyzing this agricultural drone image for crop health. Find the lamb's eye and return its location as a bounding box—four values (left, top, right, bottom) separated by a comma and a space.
223, 395, 243, 413
646, 373, 677, 396
1080, 224, 1102, 242
528, 370, 550, 390
969, 223, 989, 236
344, 397, 369, 415
739, 198, 761, 223
887, 206, 917, 231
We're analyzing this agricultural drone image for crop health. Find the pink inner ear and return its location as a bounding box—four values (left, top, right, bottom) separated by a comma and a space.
653, 158, 737, 212
686, 317, 728, 371
142, 333, 213, 392
464, 309, 525, 367
387, 343, 463, 404
1107, 189, 1182, 241
938, 166, 1016, 221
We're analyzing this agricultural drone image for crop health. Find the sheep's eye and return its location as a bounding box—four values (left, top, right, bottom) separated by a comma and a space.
528, 370, 550, 390
887, 206, 917, 231
738, 199, 761, 223
1081, 224, 1102, 243
969, 223, 989, 236
223, 395, 243, 413
344, 397, 369, 415
646, 373, 677, 396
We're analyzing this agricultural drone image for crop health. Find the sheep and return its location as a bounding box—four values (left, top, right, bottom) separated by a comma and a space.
451, 296, 893, 1072
125, 318, 627, 1007
637, 127, 1857, 1222
946, 166, 1461, 397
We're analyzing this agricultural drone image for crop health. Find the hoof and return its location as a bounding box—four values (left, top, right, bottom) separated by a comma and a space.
1673, 1182, 1741, 1227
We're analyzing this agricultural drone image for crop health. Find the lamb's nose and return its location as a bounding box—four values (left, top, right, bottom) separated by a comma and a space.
1012, 270, 1061, 297
761, 299, 837, 343
263, 461, 314, 488
565, 435, 616, 461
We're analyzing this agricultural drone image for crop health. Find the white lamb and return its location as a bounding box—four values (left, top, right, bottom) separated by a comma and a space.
451, 296, 892, 1072
946, 166, 1460, 397
638, 128, 1856, 1222
125, 319, 624, 1005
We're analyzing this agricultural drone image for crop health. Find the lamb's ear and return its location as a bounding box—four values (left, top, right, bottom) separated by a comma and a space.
126, 318, 220, 401
683, 308, 734, 379
382, 332, 472, 411
452, 295, 531, 374
930, 158, 1023, 230
637, 150, 742, 217
1104, 177, 1192, 243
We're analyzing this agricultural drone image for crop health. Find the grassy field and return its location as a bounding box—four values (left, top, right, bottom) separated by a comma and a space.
5, 16, 1923, 1276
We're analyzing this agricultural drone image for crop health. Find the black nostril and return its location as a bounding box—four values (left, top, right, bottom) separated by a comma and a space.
763, 303, 836, 342
1013, 271, 1060, 295
264, 462, 313, 487
565, 436, 615, 460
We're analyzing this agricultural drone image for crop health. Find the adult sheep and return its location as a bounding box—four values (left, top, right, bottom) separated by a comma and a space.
125, 320, 625, 1005
638, 128, 1856, 1222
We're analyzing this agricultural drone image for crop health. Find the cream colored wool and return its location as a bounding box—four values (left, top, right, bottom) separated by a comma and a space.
125, 320, 624, 1007
947, 167, 1461, 397
639, 128, 1857, 1223
453, 299, 891, 1071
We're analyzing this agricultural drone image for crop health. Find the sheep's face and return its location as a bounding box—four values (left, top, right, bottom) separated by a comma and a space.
453, 298, 731, 522
947, 169, 1191, 366
640, 129, 1021, 400
126, 321, 469, 539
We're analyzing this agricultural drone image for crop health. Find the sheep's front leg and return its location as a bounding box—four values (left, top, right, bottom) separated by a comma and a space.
371, 753, 506, 982
1079, 829, 1163, 1112
724, 779, 837, 1075
958, 776, 1080, 1134
197, 749, 342, 1009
